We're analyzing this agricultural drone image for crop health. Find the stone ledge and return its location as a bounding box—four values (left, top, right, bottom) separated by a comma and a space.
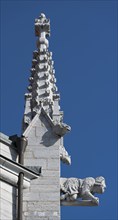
61, 200, 98, 206
0, 132, 15, 148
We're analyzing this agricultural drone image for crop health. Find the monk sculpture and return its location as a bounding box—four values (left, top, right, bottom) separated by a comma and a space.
60, 176, 106, 205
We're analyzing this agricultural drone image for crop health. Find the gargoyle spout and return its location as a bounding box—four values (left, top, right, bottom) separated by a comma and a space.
60, 176, 106, 206
53, 123, 71, 136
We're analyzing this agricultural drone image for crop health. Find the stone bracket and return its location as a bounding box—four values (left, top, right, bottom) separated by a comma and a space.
61, 200, 98, 206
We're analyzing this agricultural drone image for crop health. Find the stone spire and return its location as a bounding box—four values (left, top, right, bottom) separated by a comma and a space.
23, 13, 61, 130
23, 13, 71, 165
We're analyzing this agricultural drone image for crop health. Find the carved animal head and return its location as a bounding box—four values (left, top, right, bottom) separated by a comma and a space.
60, 145, 71, 165
94, 176, 106, 194
60, 154, 71, 165
53, 123, 71, 136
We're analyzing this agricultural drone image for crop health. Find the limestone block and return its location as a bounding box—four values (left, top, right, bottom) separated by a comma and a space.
27, 201, 59, 211
24, 158, 47, 169
24, 151, 34, 158
26, 126, 36, 137
23, 201, 28, 212
24, 210, 60, 220
30, 183, 59, 192
26, 144, 59, 151
42, 170, 60, 177
33, 148, 59, 159
39, 192, 59, 202
29, 176, 59, 185
47, 158, 59, 170
28, 211, 60, 218
24, 211, 46, 217
23, 192, 39, 202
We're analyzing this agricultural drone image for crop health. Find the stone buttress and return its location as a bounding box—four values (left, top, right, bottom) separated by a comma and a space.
22, 14, 71, 220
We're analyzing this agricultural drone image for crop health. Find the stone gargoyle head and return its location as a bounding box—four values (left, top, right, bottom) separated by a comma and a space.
53, 122, 71, 136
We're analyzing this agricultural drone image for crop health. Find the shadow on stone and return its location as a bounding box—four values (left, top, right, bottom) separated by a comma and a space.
39, 114, 59, 147
41, 130, 59, 147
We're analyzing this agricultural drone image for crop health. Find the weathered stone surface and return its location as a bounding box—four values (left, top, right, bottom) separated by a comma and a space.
22, 13, 70, 220
0, 181, 17, 220
41, 170, 60, 177
60, 176, 106, 206
30, 176, 59, 185
27, 201, 59, 211
33, 148, 59, 159
47, 158, 60, 170
24, 158, 47, 169
23, 111, 60, 219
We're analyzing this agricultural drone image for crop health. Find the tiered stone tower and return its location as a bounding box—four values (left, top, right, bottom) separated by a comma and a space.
22, 13, 106, 220
23, 14, 67, 131
22, 13, 70, 220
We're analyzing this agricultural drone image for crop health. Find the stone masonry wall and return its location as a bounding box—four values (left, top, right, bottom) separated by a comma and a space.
23, 113, 60, 220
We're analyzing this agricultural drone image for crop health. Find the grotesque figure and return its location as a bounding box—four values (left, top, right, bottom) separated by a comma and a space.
60, 145, 71, 165
53, 122, 71, 136
60, 176, 106, 205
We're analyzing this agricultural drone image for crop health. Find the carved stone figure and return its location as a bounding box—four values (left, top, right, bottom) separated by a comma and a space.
60, 145, 71, 165
60, 176, 106, 205
53, 122, 71, 136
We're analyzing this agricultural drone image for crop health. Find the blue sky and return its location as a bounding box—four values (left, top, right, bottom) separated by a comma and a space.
1, 1, 117, 219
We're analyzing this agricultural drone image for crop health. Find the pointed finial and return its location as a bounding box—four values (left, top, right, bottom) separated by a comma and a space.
35, 13, 50, 37
40, 13, 46, 18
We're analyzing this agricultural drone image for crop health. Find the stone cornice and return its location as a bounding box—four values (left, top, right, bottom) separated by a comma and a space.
0, 155, 41, 188
0, 132, 15, 147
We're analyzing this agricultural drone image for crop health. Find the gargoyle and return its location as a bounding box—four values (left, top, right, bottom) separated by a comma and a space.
53, 122, 71, 136
60, 176, 106, 206
60, 145, 71, 165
